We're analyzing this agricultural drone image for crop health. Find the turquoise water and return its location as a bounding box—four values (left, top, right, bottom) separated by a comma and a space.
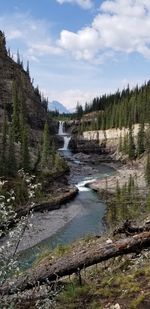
18, 164, 115, 271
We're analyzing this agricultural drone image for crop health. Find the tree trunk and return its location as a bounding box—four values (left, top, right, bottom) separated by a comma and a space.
113, 220, 150, 236
1, 231, 150, 295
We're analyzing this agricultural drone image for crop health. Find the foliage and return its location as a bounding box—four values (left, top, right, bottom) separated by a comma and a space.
0, 110, 8, 176
76, 103, 83, 120
105, 175, 147, 229
128, 125, 136, 160
41, 121, 50, 168
145, 154, 150, 185
7, 125, 17, 176
12, 80, 20, 142
0, 170, 41, 304
137, 122, 145, 156
55, 257, 150, 309
80, 81, 150, 131
21, 126, 30, 172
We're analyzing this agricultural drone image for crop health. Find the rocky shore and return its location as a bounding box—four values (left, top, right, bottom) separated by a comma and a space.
0, 184, 78, 234
88, 158, 146, 194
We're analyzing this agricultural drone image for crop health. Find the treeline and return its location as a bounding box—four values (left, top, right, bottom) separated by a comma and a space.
0, 81, 66, 178
105, 174, 150, 229
76, 81, 150, 130
9, 49, 48, 111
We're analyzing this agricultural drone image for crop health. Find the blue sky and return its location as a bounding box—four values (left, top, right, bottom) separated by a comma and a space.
0, 0, 150, 110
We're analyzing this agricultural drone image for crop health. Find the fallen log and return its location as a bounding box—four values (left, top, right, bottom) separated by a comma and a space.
1, 231, 150, 295
113, 219, 150, 236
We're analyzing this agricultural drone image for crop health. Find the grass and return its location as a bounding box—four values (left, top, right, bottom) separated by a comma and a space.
56, 284, 91, 309
130, 294, 146, 309
55, 253, 150, 309
33, 243, 70, 268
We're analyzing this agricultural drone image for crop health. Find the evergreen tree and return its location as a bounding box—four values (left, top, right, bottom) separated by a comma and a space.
12, 81, 20, 142
145, 125, 150, 154
118, 133, 123, 152
54, 153, 67, 171
41, 121, 50, 167
128, 125, 136, 160
0, 110, 7, 176
7, 125, 17, 176
26, 60, 30, 77
81, 80, 150, 130
145, 154, 150, 185
51, 139, 56, 165
76, 103, 83, 120
123, 132, 129, 155
137, 122, 145, 156
17, 50, 21, 65
21, 126, 30, 172
128, 174, 135, 195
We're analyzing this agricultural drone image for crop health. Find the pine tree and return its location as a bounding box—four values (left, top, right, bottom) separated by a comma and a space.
145, 125, 150, 154
0, 110, 7, 176
128, 125, 136, 160
26, 60, 30, 77
21, 127, 30, 172
123, 132, 129, 155
145, 154, 150, 185
12, 81, 20, 142
137, 122, 145, 157
118, 133, 123, 152
54, 153, 67, 171
17, 50, 21, 65
128, 174, 134, 195
41, 121, 50, 168
7, 125, 17, 176
76, 103, 83, 120
51, 140, 56, 165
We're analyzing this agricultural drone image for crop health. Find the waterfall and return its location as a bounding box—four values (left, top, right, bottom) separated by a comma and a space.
58, 121, 71, 151
61, 136, 71, 151
58, 121, 64, 135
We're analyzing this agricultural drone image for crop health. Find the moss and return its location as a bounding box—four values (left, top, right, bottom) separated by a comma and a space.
89, 300, 102, 309
56, 284, 90, 308
33, 249, 52, 267
130, 293, 145, 308
55, 243, 70, 257
134, 269, 146, 278
97, 288, 114, 298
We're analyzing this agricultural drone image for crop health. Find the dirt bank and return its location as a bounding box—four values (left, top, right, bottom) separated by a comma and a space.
89, 159, 146, 194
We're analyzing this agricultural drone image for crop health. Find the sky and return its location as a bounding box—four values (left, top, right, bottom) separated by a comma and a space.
0, 0, 150, 110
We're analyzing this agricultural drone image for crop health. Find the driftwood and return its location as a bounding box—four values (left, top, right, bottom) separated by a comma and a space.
113, 219, 150, 236
1, 231, 150, 295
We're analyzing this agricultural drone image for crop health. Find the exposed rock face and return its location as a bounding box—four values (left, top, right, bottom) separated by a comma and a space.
0, 31, 47, 146
82, 124, 148, 154
69, 135, 106, 154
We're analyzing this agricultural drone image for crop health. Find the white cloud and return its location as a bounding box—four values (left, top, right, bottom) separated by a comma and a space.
56, 0, 93, 9
0, 13, 62, 59
7, 30, 22, 40
58, 0, 150, 61
45, 88, 100, 109
1, 4, 150, 110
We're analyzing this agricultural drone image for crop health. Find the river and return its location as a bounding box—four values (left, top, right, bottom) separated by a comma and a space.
16, 122, 115, 270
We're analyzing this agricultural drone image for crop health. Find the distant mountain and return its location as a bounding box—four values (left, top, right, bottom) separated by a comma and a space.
48, 101, 70, 114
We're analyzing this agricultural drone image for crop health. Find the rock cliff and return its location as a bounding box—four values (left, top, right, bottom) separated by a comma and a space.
0, 30, 47, 147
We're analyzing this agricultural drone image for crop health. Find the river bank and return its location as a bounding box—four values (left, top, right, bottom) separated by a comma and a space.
89, 157, 147, 194
0, 155, 115, 255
